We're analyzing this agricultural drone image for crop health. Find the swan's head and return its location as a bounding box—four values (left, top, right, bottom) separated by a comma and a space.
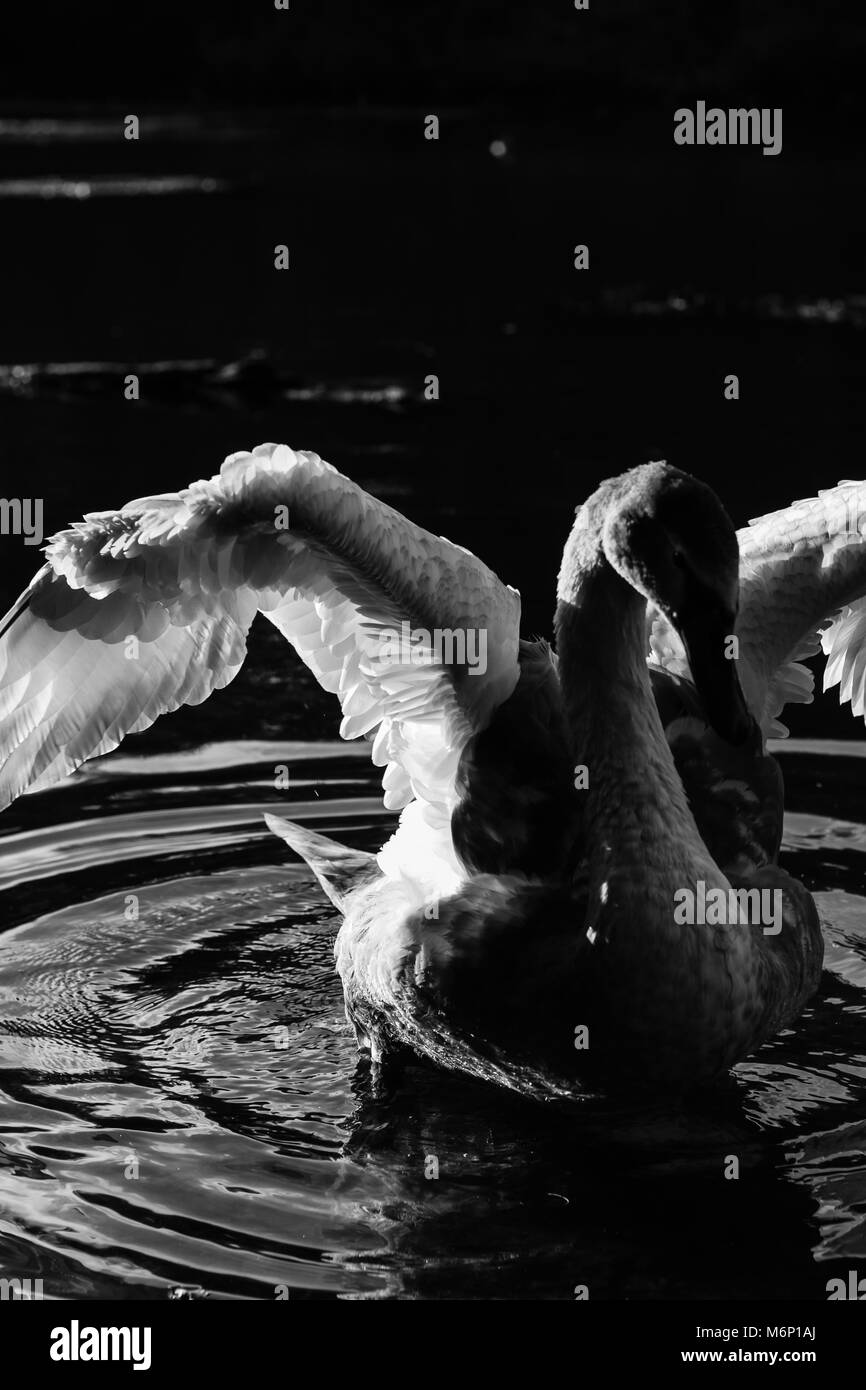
602, 461, 756, 747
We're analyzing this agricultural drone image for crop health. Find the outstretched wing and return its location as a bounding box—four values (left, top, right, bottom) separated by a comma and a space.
0, 444, 521, 885
649, 479, 866, 739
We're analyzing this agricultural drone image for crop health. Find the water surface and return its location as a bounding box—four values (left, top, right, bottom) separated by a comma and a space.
0, 736, 864, 1300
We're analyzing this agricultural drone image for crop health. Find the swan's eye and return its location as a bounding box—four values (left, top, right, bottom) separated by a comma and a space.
671, 550, 686, 569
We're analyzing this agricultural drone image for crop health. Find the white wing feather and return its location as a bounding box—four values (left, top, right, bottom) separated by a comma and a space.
650, 479, 866, 739
0, 444, 521, 886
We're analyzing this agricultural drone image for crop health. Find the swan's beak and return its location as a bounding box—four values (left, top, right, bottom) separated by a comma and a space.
678, 607, 757, 747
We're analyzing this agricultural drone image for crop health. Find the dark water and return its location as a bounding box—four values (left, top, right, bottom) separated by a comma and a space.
1, 112, 866, 1300
0, 734, 865, 1300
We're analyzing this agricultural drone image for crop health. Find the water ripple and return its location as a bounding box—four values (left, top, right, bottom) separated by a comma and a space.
0, 739, 864, 1299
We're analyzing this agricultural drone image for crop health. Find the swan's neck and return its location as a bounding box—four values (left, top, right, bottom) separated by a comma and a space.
555, 535, 720, 908
552, 506, 762, 1078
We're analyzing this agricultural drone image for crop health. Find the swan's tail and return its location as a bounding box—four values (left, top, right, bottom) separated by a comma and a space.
263, 813, 379, 912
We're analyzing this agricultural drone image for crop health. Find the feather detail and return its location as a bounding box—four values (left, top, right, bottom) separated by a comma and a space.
650, 479, 866, 740
0, 445, 521, 889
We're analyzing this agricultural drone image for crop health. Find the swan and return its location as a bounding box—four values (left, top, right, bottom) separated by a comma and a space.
0, 443, 860, 1093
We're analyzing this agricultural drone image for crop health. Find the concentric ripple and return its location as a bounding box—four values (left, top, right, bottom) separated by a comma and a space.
0, 739, 865, 1300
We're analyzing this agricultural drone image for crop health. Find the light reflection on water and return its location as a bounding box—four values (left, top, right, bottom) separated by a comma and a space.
0, 739, 864, 1300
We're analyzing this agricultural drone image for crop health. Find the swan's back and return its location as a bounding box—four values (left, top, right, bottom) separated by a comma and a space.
451, 641, 580, 877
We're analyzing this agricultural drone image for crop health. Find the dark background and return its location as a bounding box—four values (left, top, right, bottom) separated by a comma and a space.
0, 0, 864, 739
3, 2, 865, 123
